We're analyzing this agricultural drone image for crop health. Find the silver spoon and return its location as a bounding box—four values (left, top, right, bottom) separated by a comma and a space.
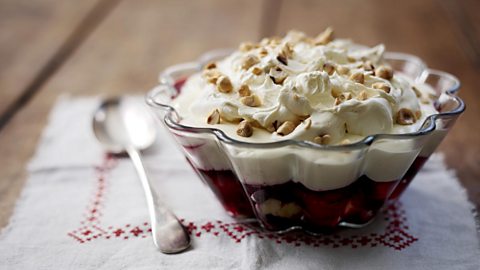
92, 97, 190, 253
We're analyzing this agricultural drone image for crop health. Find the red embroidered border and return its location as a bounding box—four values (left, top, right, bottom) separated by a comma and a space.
68, 155, 418, 250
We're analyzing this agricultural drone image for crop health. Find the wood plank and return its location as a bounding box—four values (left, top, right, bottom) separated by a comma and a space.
439, 0, 480, 68
0, 0, 265, 228
0, 0, 103, 128
275, 0, 480, 206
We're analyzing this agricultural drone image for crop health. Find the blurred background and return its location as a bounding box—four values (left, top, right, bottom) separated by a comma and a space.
0, 0, 479, 226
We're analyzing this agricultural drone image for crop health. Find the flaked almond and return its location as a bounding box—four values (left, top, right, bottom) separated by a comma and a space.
242, 55, 260, 70
357, 90, 368, 101
252, 66, 263, 75
216, 75, 233, 93
323, 62, 335, 75
375, 65, 394, 80
238, 84, 251, 97
203, 69, 222, 84
336, 65, 350, 75
372, 82, 391, 93
314, 27, 334, 45
277, 121, 296, 136
237, 120, 253, 137
239, 42, 255, 52
349, 72, 365, 84
313, 134, 331, 145
206, 109, 221, 125
269, 67, 288, 84
363, 61, 375, 71
412, 86, 422, 97
396, 108, 416, 125
240, 94, 262, 107
304, 118, 312, 130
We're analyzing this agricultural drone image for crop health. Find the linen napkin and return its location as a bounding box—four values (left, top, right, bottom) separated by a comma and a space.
0, 96, 479, 270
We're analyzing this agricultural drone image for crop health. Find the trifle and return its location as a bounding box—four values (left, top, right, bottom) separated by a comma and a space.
147, 29, 465, 232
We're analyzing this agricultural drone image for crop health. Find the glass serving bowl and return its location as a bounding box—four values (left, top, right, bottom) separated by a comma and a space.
146, 50, 465, 233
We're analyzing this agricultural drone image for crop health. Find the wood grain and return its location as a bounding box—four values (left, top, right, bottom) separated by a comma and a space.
0, 0, 103, 129
0, 0, 264, 228
0, 0, 479, 229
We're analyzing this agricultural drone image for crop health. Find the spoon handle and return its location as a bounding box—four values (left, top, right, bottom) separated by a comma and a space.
126, 146, 191, 253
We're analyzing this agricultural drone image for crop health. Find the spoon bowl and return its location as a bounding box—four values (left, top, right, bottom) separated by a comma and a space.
93, 97, 191, 254
92, 98, 156, 153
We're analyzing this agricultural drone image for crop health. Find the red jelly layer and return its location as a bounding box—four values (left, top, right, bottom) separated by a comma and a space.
244, 176, 399, 232
186, 158, 254, 218
389, 156, 429, 200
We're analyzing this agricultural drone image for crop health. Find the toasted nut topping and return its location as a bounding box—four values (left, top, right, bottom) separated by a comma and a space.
240, 94, 262, 107
357, 90, 368, 101
277, 43, 293, 65
266, 120, 278, 133
375, 65, 394, 80
277, 121, 296, 136
203, 69, 222, 84
259, 48, 268, 57
421, 98, 431, 104
334, 98, 341, 106
238, 84, 251, 97
334, 92, 353, 105
331, 88, 342, 98
237, 120, 253, 137
206, 109, 221, 125
396, 108, 417, 125
239, 42, 255, 52
412, 86, 422, 97
242, 55, 260, 70
216, 75, 233, 93
363, 61, 375, 71
314, 134, 331, 145
344, 92, 353, 100
269, 67, 288, 84
323, 62, 335, 75
340, 138, 351, 145
315, 27, 334, 45
349, 72, 365, 84
415, 110, 422, 119
335, 66, 349, 76
304, 118, 312, 130
204, 62, 216, 70
372, 82, 391, 93
283, 42, 294, 57
277, 53, 288, 65
252, 66, 263, 75
347, 56, 356, 63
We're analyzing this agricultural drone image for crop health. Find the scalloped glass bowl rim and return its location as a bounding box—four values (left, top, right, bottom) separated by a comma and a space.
146, 49, 465, 151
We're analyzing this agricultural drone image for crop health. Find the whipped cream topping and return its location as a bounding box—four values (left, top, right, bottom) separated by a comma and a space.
173, 29, 438, 144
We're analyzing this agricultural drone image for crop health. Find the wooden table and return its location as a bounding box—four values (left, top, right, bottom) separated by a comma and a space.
1, 0, 479, 229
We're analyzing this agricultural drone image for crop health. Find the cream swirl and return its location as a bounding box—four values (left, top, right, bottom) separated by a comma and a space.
173, 29, 438, 144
